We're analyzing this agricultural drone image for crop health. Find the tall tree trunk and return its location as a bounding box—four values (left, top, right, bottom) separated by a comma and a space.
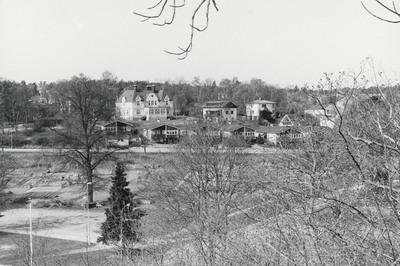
86, 167, 93, 203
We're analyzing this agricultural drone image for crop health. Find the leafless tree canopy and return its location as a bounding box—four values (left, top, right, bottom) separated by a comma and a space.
362, 0, 400, 23
134, 0, 219, 59
0, 153, 14, 211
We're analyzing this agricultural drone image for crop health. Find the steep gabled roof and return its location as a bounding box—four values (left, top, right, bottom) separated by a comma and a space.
138, 120, 189, 130
116, 87, 169, 103
223, 124, 256, 132
202, 101, 237, 108
278, 114, 294, 127
103, 119, 140, 128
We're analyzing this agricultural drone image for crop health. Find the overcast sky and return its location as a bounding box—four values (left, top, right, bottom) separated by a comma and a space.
0, 0, 399, 87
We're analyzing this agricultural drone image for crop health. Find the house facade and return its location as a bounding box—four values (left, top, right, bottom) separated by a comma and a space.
224, 125, 257, 139
304, 97, 349, 128
116, 85, 174, 121
141, 121, 189, 144
246, 99, 276, 121
202, 101, 237, 121
103, 120, 139, 133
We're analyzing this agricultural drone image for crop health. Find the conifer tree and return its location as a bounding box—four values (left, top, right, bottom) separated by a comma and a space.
98, 163, 144, 246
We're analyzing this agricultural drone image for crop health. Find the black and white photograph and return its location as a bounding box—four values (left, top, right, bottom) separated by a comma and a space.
0, 0, 399, 265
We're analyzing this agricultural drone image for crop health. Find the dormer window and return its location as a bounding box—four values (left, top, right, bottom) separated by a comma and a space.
146, 93, 159, 106
136, 96, 141, 106
165, 96, 170, 106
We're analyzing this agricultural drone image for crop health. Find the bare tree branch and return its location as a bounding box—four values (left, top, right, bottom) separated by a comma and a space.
361, 0, 400, 23
134, 0, 219, 59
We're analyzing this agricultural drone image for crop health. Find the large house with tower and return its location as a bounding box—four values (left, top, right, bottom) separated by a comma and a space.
116, 85, 174, 121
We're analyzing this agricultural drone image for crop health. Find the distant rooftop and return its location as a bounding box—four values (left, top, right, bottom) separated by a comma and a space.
249, 99, 276, 104
203, 101, 237, 108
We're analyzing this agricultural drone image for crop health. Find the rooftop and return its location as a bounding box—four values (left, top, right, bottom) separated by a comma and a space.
202, 101, 237, 108
249, 100, 276, 104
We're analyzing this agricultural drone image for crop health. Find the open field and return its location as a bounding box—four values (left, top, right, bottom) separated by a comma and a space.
0, 230, 127, 266
0, 151, 156, 265
0, 149, 281, 265
0, 231, 92, 265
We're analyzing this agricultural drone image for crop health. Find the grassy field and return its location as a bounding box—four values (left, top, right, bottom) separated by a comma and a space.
0, 152, 161, 265
1, 151, 269, 265
0, 231, 92, 265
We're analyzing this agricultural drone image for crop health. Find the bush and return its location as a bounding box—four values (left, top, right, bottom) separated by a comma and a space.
23, 129, 35, 137
11, 135, 32, 147
34, 136, 51, 146
255, 136, 264, 144
51, 199, 75, 207
34, 200, 51, 208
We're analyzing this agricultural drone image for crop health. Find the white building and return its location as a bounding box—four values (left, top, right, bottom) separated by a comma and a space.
115, 85, 173, 121
202, 101, 238, 121
246, 99, 276, 121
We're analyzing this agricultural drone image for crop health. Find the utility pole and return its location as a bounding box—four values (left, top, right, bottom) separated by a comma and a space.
87, 182, 92, 247
29, 198, 33, 266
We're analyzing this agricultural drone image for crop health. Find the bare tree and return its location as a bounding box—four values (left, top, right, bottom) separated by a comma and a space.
362, 0, 400, 23
262, 60, 400, 264
211, 60, 400, 265
53, 75, 116, 203
0, 153, 15, 212
144, 126, 253, 265
134, 0, 219, 59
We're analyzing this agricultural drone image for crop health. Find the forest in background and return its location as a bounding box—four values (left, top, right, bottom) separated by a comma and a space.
0, 71, 340, 128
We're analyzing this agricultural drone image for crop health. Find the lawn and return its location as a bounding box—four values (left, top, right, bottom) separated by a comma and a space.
0, 231, 151, 266
0, 231, 90, 265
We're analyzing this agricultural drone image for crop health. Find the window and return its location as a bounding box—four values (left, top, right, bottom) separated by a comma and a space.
136, 96, 141, 105
291, 133, 302, 139
155, 108, 160, 114
150, 109, 154, 115
161, 108, 165, 114
167, 130, 178, 135
231, 111, 234, 114
137, 110, 141, 115
226, 111, 229, 115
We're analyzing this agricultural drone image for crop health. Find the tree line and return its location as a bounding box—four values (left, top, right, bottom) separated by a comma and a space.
1, 72, 335, 128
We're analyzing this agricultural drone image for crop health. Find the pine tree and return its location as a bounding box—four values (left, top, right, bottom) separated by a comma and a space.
97, 163, 145, 246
